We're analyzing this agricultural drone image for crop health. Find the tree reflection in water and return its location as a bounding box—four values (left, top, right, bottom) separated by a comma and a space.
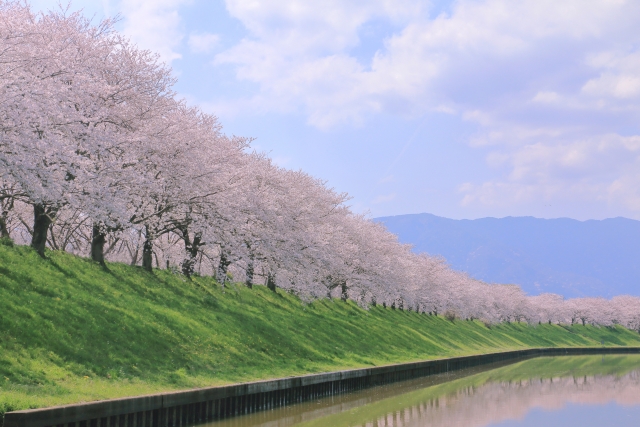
201, 355, 640, 427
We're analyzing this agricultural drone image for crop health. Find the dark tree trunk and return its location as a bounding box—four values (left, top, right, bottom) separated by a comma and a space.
31, 204, 55, 257
245, 254, 254, 289
142, 227, 154, 272
266, 272, 276, 292
0, 215, 9, 239
130, 249, 139, 266
181, 230, 202, 277
244, 242, 254, 288
217, 251, 231, 286
324, 276, 335, 299
91, 223, 106, 265
340, 281, 348, 301
0, 197, 13, 239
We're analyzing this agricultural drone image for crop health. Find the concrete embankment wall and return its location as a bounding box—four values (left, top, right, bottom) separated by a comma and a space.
5, 347, 640, 427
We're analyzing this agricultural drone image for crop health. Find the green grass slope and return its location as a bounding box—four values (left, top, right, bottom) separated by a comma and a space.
1, 242, 640, 416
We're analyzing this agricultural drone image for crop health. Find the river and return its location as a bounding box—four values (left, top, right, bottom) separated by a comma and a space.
197, 355, 640, 427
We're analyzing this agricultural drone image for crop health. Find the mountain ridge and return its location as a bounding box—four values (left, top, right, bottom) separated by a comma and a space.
375, 213, 640, 298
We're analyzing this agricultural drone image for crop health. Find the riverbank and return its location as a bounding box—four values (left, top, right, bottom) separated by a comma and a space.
2, 243, 640, 416
7, 348, 640, 427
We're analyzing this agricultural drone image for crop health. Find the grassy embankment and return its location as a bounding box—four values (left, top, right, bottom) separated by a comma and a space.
1, 241, 640, 417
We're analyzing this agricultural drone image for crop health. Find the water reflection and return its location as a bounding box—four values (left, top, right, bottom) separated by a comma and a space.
199, 355, 640, 427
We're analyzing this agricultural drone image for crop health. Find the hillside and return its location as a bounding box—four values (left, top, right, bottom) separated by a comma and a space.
2, 242, 640, 417
376, 213, 640, 298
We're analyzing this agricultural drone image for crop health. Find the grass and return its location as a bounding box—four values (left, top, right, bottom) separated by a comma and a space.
1, 242, 640, 418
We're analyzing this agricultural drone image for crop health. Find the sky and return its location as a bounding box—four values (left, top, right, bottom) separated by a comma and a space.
29, 0, 640, 220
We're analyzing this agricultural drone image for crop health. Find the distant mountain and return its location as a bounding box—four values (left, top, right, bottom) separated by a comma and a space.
375, 213, 640, 298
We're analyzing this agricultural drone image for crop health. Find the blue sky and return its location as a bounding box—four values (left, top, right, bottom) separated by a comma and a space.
31, 0, 640, 220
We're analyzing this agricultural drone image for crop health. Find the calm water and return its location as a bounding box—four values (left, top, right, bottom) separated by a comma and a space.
198, 355, 640, 427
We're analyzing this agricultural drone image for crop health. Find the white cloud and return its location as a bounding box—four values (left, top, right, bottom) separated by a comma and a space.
119, 0, 190, 64
210, 0, 640, 214
215, 0, 424, 127
224, 0, 421, 51
27, 1, 189, 64
460, 132, 640, 213
38, 0, 640, 217
583, 74, 640, 100
188, 32, 220, 53
215, 0, 640, 126
581, 51, 640, 99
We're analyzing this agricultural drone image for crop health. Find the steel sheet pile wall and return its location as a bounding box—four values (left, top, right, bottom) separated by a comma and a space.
5, 347, 640, 427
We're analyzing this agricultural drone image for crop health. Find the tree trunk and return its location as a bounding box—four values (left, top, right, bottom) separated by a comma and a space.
0, 215, 9, 239
142, 227, 154, 272
266, 272, 276, 292
31, 204, 55, 257
340, 281, 348, 301
130, 249, 139, 266
217, 251, 231, 286
181, 231, 202, 277
244, 242, 254, 288
245, 254, 254, 289
181, 230, 193, 276
91, 223, 106, 265
0, 197, 14, 240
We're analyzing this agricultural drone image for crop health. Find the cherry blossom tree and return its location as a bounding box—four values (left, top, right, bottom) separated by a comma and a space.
0, 1, 637, 332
